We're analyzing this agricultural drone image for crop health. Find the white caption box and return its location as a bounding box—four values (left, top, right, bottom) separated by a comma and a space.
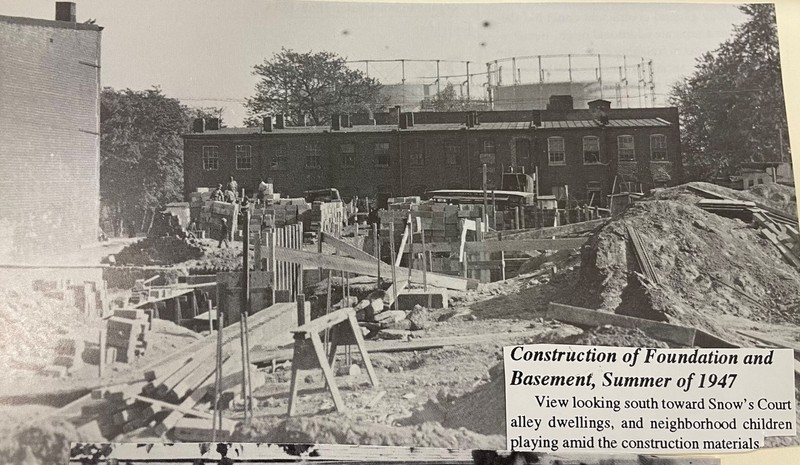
503, 344, 795, 454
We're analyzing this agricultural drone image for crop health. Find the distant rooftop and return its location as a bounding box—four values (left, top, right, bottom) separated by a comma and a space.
0, 14, 102, 31
184, 117, 671, 137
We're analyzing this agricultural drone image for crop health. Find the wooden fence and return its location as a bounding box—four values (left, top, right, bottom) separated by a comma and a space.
254, 223, 304, 303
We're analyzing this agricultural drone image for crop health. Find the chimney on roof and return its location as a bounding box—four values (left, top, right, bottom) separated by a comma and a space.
389, 106, 401, 126
532, 110, 542, 127
466, 112, 475, 128
55, 2, 76, 22
206, 118, 220, 131
588, 99, 611, 126
341, 114, 352, 128
275, 114, 286, 129
192, 118, 206, 133
472, 111, 480, 126
331, 114, 341, 131
263, 116, 273, 132
406, 112, 414, 128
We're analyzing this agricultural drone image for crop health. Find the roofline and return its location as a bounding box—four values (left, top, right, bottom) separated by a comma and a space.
0, 14, 103, 31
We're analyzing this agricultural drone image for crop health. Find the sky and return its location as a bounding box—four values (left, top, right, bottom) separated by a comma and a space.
2, 1, 750, 126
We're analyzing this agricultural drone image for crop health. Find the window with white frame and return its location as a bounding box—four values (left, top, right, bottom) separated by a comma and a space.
305, 143, 321, 169
271, 142, 288, 170
650, 134, 667, 161
202, 146, 219, 171
618, 135, 635, 161
235, 145, 252, 170
340, 143, 356, 167
374, 142, 390, 166
409, 139, 424, 166
583, 136, 601, 164
482, 139, 496, 154
548, 137, 566, 165
444, 140, 460, 165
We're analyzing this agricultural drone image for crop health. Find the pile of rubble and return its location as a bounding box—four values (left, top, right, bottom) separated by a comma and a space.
115, 211, 204, 266
578, 182, 800, 340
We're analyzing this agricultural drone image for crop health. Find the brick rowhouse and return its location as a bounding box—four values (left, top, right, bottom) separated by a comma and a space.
183, 96, 681, 207
0, 3, 102, 258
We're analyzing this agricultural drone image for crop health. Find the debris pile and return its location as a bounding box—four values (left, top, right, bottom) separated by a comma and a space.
579, 183, 800, 340
116, 211, 204, 266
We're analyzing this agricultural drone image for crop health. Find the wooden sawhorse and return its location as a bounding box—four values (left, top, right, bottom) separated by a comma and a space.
287, 307, 379, 416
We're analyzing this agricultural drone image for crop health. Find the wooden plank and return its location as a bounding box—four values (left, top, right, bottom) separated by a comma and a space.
133, 395, 215, 420
485, 218, 608, 241
686, 184, 729, 200
293, 308, 353, 334
251, 329, 557, 365
465, 237, 588, 253
761, 229, 800, 268
321, 232, 378, 262
545, 302, 697, 346
273, 247, 469, 291
736, 330, 800, 358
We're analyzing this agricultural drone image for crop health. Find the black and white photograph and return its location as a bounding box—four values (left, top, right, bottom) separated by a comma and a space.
0, 1, 798, 464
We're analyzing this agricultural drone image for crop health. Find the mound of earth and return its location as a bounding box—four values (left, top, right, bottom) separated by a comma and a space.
0, 420, 82, 465
115, 236, 204, 266
653, 181, 797, 218
579, 193, 800, 342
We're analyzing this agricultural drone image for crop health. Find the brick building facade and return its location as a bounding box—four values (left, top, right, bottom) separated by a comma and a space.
183, 97, 681, 207
0, 4, 102, 258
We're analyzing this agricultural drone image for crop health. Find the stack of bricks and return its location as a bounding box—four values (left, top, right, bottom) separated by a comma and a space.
33, 279, 109, 318
254, 198, 310, 230
308, 200, 345, 237
42, 336, 86, 378
105, 310, 150, 363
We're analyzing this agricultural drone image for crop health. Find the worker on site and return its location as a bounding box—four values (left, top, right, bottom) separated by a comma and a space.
218, 218, 230, 248
257, 178, 269, 203
223, 188, 236, 203
211, 184, 224, 201
226, 175, 239, 199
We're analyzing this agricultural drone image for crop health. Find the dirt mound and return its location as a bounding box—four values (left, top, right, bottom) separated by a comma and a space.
245, 415, 503, 449
653, 181, 797, 218
579, 198, 800, 340
0, 288, 97, 372
442, 363, 505, 436
115, 236, 204, 266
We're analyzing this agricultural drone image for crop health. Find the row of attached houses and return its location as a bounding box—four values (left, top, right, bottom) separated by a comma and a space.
183, 96, 682, 207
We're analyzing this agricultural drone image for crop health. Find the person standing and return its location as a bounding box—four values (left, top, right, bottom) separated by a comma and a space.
218, 218, 230, 248
226, 175, 239, 199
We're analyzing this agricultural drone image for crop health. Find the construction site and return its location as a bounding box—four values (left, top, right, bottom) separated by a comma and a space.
1, 177, 800, 464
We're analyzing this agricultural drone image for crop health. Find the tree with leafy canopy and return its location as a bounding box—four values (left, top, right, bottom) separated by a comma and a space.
245, 49, 383, 127
425, 82, 487, 112
669, 4, 790, 181
100, 87, 191, 236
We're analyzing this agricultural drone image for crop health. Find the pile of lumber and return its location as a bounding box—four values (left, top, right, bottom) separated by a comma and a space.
78, 301, 303, 441
625, 224, 662, 286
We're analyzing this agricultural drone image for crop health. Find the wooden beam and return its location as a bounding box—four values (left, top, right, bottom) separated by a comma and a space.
273, 247, 469, 291
410, 242, 457, 254
321, 232, 378, 262
485, 218, 608, 241
545, 302, 697, 346
250, 329, 555, 365
394, 224, 410, 267
465, 237, 588, 253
